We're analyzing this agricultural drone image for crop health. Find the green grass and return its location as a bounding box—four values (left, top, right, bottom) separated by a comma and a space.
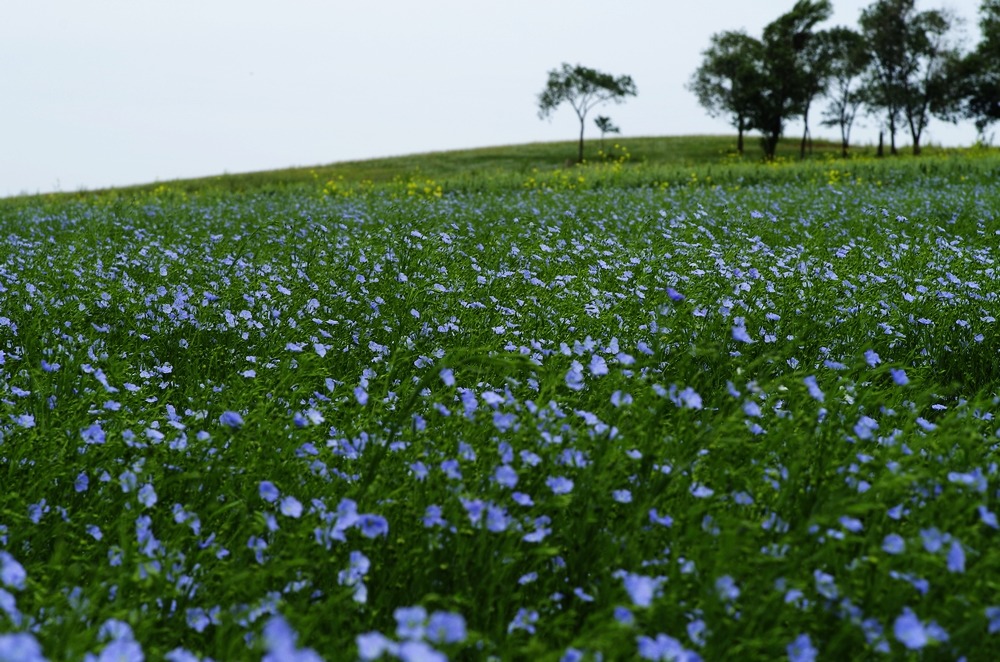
1, 141, 1000, 660
11, 133, 976, 200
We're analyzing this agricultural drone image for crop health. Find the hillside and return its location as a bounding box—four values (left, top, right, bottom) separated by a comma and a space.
6, 134, 997, 202
38, 135, 849, 198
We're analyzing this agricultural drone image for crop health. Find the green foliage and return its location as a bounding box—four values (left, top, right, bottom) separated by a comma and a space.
687, 30, 764, 155
3, 156, 1000, 659
820, 27, 871, 157
859, 0, 959, 155
754, 0, 833, 159
954, 0, 1000, 138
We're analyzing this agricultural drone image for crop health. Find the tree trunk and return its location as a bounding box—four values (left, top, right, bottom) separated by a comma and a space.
877, 131, 884, 158
763, 131, 779, 160
800, 105, 810, 160
737, 128, 744, 156
578, 119, 585, 164
889, 114, 898, 156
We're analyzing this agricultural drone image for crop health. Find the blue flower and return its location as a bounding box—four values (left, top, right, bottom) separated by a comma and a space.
803, 376, 825, 403
838, 516, 863, 533
137, 484, 157, 508
813, 570, 838, 600
589, 354, 609, 376
426, 611, 467, 644
637, 633, 698, 661
398, 641, 446, 662
889, 368, 909, 386
853, 415, 879, 440
715, 575, 740, 601
423, 505, 447, 528
259, 481, 280, 503
565, 361, 585, 391
732, 325, 754, 343
219, 410, 244, 429
620, 571, 664, 608
495, 465, 518, 489
508, 608, 539, 634
357, 632, 398, 661
93, 639, 144, 661
882, 533, 905, 555
280, 496, 303, 518
786, 633, 817, 662
546, 476, 574, 495
358, 514, 389, 538
649, 509, 673, 527
262, 614, 322, 662
893, 608, 927, 650
0, 552, 26, 591
612, 489, 633, 504
986, 606, 1000, 634
81, 423, 106, 445
946, 541, 966, 573
691, 484, 714, 499
395, 605, 427, 640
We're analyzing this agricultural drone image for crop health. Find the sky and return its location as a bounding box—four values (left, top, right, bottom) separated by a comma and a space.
1, 0, 986, 197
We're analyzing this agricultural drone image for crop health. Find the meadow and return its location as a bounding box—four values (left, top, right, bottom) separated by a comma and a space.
2, 140, 1000, 660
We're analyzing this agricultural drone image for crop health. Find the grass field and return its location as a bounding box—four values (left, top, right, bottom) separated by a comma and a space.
2, 137, 1000, 660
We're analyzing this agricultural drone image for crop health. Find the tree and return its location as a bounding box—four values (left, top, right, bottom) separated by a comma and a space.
820, 27, 871, 157
751, 0, 833, 160
795, 26, 838, 158
594, 116, 620, 151
537, 64, 637, 163
688, 30, 764, 155
956, 0, 1000, 140
859, 0, 959, 155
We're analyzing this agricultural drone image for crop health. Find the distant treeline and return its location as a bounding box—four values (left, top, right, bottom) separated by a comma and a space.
689, 0, 1000, 158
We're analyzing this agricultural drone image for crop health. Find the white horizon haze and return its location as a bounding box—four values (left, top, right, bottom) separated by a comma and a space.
1, 0, 987, 197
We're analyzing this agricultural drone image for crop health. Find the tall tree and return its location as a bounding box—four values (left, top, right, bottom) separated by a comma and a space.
752, 0, 833, 160
820, 27, 871, 157
537, 64, 637, 164
688, 30, 764, 155
859, 0, 958, 155
957, 0, 1000, 139
796, 27, 838, 158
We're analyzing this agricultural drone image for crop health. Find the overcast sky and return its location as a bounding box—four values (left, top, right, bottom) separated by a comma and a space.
1, 0, 985, 197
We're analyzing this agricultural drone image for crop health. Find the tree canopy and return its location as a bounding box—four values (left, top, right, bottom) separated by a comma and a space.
687, 0, 988, 158
688, 31, 764, 155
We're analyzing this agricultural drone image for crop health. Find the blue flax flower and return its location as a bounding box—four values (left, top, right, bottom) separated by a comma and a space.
426, 611, 467, 644
0, 632, 46, 662
219, 410, 244, 429
786, 633, 817, 662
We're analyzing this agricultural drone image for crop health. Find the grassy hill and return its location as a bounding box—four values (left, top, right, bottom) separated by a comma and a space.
8, 134, 998, 202
43, 135, 851, 198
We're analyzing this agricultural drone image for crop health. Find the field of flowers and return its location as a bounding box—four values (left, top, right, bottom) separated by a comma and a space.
1, 166, 999, 660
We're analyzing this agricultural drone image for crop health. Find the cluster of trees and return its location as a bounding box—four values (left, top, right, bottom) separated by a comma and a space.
689, 0, 1000, 158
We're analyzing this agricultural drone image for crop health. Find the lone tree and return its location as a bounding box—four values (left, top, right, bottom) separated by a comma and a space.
538, 63, 637, 163
688, 30, 764, 155
594, 115, 620, 150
